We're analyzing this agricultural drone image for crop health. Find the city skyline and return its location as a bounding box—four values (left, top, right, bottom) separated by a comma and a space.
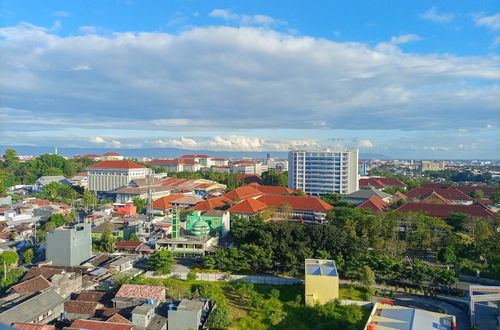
1, 1, 499, 159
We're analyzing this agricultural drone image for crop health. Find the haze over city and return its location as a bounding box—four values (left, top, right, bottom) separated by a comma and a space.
1, 0, 499, 159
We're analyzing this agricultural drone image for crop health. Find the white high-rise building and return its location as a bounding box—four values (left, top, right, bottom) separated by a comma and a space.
288, 149, 359, 196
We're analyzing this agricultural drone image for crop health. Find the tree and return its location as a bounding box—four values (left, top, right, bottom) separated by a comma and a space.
187, 271, 197, 281
128, 233, 139, 241
359, 265, 375, 294
24, 248, 34, 264
133, 197, 148, 214
0, 251, 19, 271
438, 246, 456, 264
207, 306, 230, 329
490, 191, 500, 204
99, 228, 117, 253
261, 170, 288, 186
147, 250, 175, 274
83, 189, 97, 210
470, 189, 484, 199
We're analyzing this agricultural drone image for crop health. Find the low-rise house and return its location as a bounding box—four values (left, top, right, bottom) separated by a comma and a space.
7, 275, 53, 295
112, 284, 166, 309
356, 196, 390, 212
114, 203, 137, 216
342, 187, 392, 205
108, 256, 136, 272
168, 299, 211, 330
0, 288, 65, 325
132, 303, 167, 330
152, 194, 186, 215
191, 196, 234, 212
406, 186, 472, 204
50, 271, 82, 298
0, 195, 12, 207
155, 236, 218, 256
92, 221, 135, 240
12, 323, 56, 330
77, 290, 112, 304
170, 195, 204, 208
32, 176, 71, 193
64, 300, 102, 320
68, 171, 88, 188
70, 319, 134, 330
359, 177, 407, 190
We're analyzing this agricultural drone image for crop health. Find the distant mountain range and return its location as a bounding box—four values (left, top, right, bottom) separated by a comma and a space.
0, 145, 391, 160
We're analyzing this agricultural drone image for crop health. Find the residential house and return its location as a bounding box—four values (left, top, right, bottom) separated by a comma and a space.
68, 172, 88, 188
152, 194, 186, 215
191, 196, 234, 211
108, 256, 137, 272
356, 196, 390, 212
7, 275, 52, 295
168, 299, 211, 330
0, 288, 66, 325
155, 236, 218, 256
112, 284, 166, 308
359, 177, 407, 190
342, 187, 392, 205
170, 195, 204, 208
91, 221, 135, 240
406, 186, 472, 204
131, 303, 167, 330
70, 319, 133, 330
32, 176, 71, 193
64, 300, 102, 320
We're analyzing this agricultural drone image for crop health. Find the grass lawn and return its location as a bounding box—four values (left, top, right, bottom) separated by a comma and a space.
122, 276, 370, 329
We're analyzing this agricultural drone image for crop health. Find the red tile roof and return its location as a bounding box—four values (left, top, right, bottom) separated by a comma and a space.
454, 186, 498, 198
12, 324, 55, 330
148, 158, 199, 165
223, 186, 262, 201
103, 152, 122, 156
70, 319, 133, 330
115, 284, 165, 300
191, 196, 234, 211
107, 313, 133, 324
88, 160, 144, 169
256, 195, 334, 212
357, 196, 389, 212
228, 198, 269, 214
212, 158, 226, 161
26, 199, 51, 206
8, 276, 52, 294
406, 187, 471, 201
359, 177, 407, 189
248, 183, 295, 195
421, 192, 452, 204
81, 154, 101, 158
77, 290, 108, 302
152, 194, 186, 209
396, 202, 497, 219
64, 300, 100, 315
22, 267, 63, 281
114, 241, 142, 250
180, 154, 209, 158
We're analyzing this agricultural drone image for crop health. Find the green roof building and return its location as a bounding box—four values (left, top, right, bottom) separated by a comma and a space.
186, 210, 230, 237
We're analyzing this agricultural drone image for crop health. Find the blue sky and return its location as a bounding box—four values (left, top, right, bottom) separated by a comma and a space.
0, 0, 499, 158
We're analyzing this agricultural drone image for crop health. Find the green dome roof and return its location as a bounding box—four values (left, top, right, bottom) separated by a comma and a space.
192, 220, 210, 237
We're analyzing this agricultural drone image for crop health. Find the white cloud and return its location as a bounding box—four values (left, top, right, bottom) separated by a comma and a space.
53, 11, 70, 17
0, 22, 499, 154
419, 7, 454, 23
390, 34, 422, 45
475, 12, 500, 31
70, 64, 92, 71
90, 136, 105, 143
423, 146, 449, 151
358, 140, 374, 148
79, 25, 98, 34
90, 136, 122, 147
209, 9, 286, 26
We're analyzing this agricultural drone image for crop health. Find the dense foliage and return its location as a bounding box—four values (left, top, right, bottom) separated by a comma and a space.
424, 169, 493, 183
147, 250, 175, 274
205, 207, 499, 281
261, 170, 288, 187
0, 149, 96, 193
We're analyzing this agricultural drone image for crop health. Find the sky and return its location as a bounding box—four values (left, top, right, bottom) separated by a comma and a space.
0, 0, 499, 159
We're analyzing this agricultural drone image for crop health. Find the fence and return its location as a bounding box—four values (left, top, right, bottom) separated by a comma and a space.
145, 271, 302, 285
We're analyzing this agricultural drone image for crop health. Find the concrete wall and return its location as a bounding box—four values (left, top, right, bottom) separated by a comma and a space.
146, 271, 302, 285
46, 224, 91, 266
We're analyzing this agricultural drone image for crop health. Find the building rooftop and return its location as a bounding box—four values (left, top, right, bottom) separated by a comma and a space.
64, 300, 100, 315
305, 259, 338, 277
115, 284, 165, 301
371, 304, 454, 330
70, 319, 134, 330
88, 160, 144, 169
8, 275, 52, 294
0, 289, 65, 324
176, 299, 206, 312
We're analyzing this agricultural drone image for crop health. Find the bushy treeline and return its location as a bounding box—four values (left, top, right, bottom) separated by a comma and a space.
0, 148, 95, 192
205, 207, 500, 281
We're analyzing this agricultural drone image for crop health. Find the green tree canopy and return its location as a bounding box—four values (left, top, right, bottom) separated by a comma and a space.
148, 250, 175, 274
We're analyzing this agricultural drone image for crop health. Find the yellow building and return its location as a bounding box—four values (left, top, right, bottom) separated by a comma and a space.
304, 259, 339, 306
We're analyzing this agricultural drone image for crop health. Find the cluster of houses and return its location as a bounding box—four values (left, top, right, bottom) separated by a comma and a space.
0, 257, 212, 330
345, 178, 498, 220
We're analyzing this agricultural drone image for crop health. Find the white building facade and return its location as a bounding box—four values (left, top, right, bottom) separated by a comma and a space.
87, 160, 149, 193
288, 149, 359, 196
